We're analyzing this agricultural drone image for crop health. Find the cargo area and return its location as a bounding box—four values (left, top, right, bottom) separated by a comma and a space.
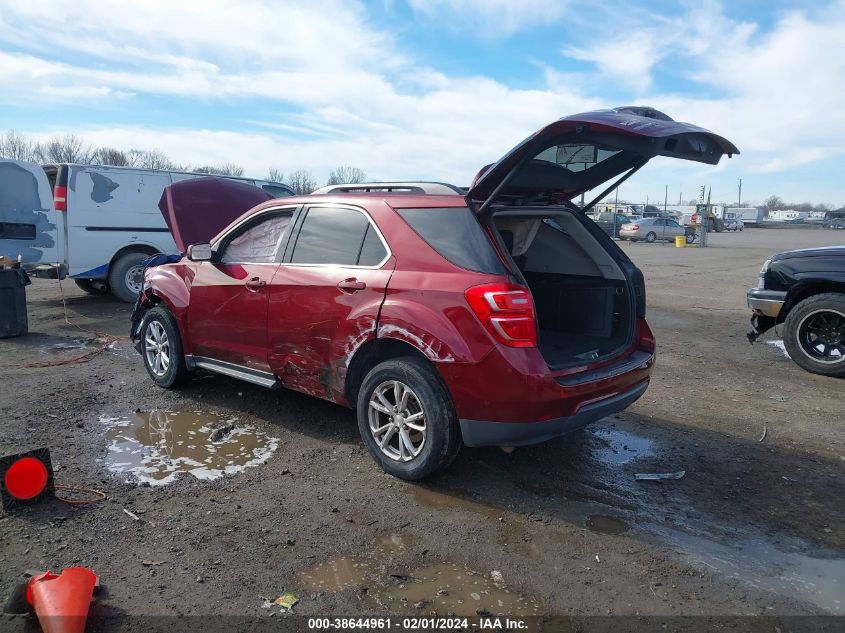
494, 212, 633, 368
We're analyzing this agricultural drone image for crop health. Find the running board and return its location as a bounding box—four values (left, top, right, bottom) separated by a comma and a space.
186, 356, 281, 389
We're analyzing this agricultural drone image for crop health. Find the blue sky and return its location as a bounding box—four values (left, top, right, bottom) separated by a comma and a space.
0, 0, 843, 207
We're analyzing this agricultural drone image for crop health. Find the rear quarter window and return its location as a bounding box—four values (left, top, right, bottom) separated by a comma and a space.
396, 207, 505, 274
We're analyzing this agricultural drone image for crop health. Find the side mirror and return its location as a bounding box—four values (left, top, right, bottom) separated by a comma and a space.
187, 243, 213, 262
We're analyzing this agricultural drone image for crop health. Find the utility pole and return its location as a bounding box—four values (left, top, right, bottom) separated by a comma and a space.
664, 184, 668, 213
679, 192, 682, 205
737, 178, 742, 208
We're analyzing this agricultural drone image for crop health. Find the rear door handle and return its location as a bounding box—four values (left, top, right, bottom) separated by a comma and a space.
337, 278, 366, 293
245, 277, 267, 291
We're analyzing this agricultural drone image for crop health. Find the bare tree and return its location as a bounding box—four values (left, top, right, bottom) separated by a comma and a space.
130, 149, 179, 170
193, 162, 245, 177
35, 134, 92, 163
763, 195, 783, 215
0, 130, 38, 162
287, 169, 318, 195
92, 146, 131, 166
266, 167, 285, 183
326, 165, 367, 186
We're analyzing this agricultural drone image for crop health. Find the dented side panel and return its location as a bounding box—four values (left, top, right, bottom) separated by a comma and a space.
267, 261, 395, 405
0, 160, 59, 265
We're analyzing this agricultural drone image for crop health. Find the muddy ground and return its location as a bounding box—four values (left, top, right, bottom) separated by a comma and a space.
1, 227, 843, 629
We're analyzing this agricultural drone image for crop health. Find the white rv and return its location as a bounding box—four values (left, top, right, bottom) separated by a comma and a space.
0, 161, 292, 301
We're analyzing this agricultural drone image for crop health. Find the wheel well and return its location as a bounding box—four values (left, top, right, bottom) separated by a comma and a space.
110, 244, 158, 269
781, 282, 845, 321
345, 338, 432, 407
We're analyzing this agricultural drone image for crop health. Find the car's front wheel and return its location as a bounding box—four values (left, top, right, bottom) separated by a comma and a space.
783, 293, 845, 377
357, 357, 461, 480
140, 306, 191, 388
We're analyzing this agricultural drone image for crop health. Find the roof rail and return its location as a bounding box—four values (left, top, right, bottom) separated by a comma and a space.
312, 181, 464, 195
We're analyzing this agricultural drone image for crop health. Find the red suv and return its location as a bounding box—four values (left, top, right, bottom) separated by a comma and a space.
131, 107, 737, 480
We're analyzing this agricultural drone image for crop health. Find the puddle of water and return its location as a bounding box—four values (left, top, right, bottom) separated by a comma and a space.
375, 562, 541, 616
100, 410, 278, 486
656, 526, 844, 614
585, 514, 629, 535
299, 556, 372, 592
39, 337, 97, 354
299, 535, 540, 615
766, 340, 791, 359
412, 487, 500, 518
590, 426, 655, 465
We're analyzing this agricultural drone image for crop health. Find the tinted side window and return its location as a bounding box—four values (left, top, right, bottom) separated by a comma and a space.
262, 184, 293, 198
220, 212, 292, 263
290, 207, 370, 266
357, 224, 388, 266
397, 207, 504, 274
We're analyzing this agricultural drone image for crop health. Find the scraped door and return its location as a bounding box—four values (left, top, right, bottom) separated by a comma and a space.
267, 205, 394, 402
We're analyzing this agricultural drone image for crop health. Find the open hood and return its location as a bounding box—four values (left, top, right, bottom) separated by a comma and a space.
467, 107, 739, 208
158, 177, 272, 252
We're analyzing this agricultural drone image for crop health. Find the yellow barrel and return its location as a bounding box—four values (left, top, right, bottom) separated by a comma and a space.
675, 235, 686, 248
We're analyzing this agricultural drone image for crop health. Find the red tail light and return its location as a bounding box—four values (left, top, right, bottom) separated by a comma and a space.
629, 224, 639, 230
465, 283, 537, 347
53, 186, 67, 212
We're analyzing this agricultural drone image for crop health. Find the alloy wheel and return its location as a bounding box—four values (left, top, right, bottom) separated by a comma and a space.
368, 380, 427, 462
145, 321, 171, 377
797, 309, 845, 363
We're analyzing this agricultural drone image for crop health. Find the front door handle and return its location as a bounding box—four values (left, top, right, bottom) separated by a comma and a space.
245, 277, 267, 291
337, 278, 366, 293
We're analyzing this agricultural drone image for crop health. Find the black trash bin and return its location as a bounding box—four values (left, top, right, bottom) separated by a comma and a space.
0, 268, 31, 338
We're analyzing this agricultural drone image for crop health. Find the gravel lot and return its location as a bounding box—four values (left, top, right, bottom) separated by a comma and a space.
1, 227, 843, 629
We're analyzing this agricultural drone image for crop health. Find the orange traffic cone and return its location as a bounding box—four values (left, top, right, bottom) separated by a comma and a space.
26, 567, 97, 633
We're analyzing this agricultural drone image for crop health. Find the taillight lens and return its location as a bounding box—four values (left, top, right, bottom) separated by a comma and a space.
629, 224, 639, 230
53, 185, 67, 212
465, 283, 537, 347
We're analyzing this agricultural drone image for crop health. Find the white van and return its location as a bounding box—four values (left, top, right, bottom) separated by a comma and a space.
0, 161, 293, 301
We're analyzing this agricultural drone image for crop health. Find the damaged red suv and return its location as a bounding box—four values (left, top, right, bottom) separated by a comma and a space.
132, 107, 738, 480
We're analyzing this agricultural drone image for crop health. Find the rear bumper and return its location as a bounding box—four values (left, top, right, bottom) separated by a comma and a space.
459, 380, 649, 447
747, 288, 786, 318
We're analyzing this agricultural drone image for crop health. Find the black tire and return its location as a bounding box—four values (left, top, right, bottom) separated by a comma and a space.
74, 279, 109, 295
109, 252, 148, 303
140, 307, 191, 388
645, 232, 657, 243
783, 293, 845, 378
685, 232, 696, 244
357, 356, 461, 480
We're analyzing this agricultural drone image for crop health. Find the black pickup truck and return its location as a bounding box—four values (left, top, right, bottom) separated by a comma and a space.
747, 246, 845, 377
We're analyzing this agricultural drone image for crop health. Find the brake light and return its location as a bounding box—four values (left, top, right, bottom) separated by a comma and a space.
629, 224, 639, 230
465, 283, 537, 347
53, 185, 67, 212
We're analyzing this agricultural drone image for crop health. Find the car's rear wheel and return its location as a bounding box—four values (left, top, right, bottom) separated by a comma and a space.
645, 232, 657, 243
109, 252, 148, 303
783, 293, 845, 377
357, 356, 461, 480
140, 306, 191, 388
685, 232, 696, 244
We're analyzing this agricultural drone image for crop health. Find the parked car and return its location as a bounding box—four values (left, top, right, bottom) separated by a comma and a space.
0, 160, 293, 302
619, 217, 693, 243
747, 246, 845, 377
130, 106, 737, 479
725, 219, 744, 231
592, 212, 632, 237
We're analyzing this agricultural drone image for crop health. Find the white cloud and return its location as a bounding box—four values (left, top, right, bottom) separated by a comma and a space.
0, 0, 843, 203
